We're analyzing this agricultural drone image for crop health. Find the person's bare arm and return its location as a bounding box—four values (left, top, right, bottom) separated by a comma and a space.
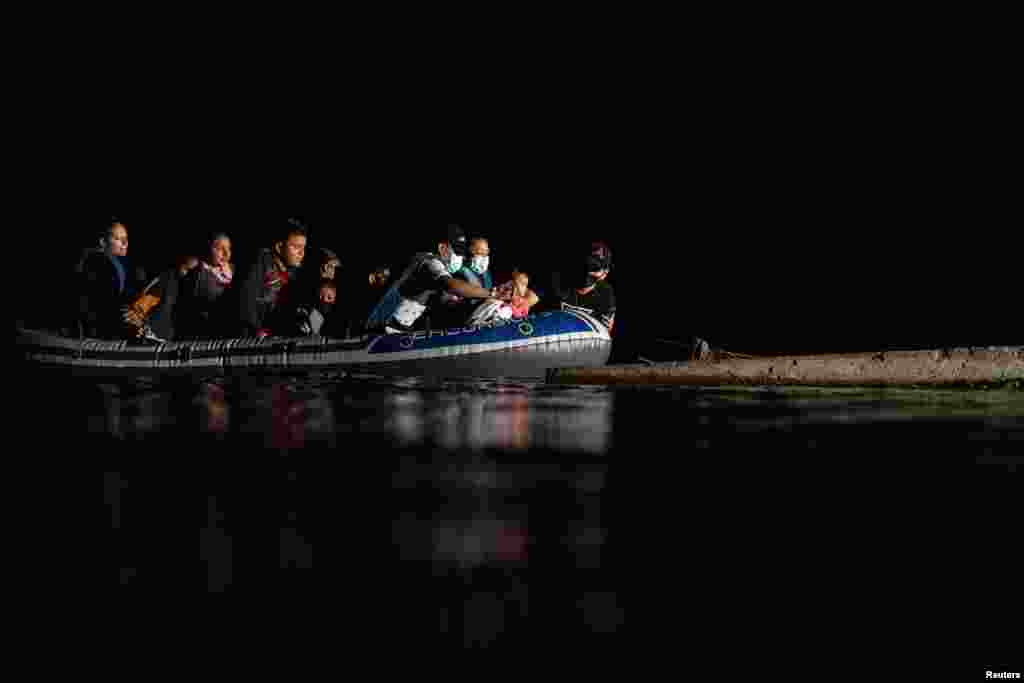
524, 288, 540, 308
446, 277, 493, 300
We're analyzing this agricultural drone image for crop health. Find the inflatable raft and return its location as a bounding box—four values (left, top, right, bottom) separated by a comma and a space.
17, 309, 612, 379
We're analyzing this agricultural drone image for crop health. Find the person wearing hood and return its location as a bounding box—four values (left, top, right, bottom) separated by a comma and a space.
366, 224, 498, 334
235, 220, 307, 337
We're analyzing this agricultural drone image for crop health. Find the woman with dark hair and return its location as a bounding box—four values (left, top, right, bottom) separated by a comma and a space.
175, 232, 235, 339
74, 219, 147, 338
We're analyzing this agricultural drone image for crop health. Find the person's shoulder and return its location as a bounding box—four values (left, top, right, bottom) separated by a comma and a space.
79, 247, 106, 264
316, 245, 339, 261
596, 280, 616, 310
421, 254, 450, 279
179, 265, 198, 283
76, 248, 109, 274
236, 247, 271, 265
247, 248, 276, 269
232, 250, 271, 281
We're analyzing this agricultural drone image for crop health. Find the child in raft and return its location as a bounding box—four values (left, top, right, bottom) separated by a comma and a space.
467, 269, 538, 325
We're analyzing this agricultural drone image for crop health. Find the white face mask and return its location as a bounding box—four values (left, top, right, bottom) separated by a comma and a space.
446, 252, 464, 274
469, 255, 489, 275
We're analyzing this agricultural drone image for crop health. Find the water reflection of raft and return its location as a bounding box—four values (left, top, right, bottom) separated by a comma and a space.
548, 347, 1024, 388
17, 310, 612, 379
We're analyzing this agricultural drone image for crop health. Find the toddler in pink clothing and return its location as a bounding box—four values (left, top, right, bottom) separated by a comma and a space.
466, 270, 537, 326
496, 270, 533, 318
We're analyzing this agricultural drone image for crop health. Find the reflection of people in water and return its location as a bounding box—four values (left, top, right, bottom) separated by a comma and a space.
489, 393, 530, 450
201, 495, 232, 592
432, 391, 532, 451
94, 382, 174, 438
271, 384, 306, 450
435, 516, 529, 568
197, 382, 229, 434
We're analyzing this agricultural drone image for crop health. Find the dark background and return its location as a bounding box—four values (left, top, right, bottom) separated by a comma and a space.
19, 36, 1018, 359
13, 17, 1020, 653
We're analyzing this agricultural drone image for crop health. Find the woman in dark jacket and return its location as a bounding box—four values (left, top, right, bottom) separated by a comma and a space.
175, 232, 235, 339
74, 220, 147, 339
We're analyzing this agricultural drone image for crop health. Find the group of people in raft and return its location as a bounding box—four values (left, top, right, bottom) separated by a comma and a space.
70, 219, 616, 343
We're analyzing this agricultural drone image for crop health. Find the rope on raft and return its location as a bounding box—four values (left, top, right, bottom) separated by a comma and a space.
652, 338, 758, 361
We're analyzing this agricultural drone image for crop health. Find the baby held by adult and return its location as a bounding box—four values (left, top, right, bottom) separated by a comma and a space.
468, 270, 534, 326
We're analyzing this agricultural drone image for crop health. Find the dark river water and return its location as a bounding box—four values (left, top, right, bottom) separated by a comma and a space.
23, 370, 1021, 647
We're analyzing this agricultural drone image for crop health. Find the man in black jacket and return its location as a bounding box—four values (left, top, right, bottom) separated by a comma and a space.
234, 220, 308, 337
555, 241, 617, 332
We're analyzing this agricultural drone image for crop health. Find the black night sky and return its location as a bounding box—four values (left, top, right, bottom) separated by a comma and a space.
24, 53, 1018, 360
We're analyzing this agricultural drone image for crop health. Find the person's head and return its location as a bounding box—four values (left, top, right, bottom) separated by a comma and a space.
438, 224, 468, 274
583, 241, 612, 285
275, 219, 307, 269
368, 265, 391, 288
318, 279, 337, 305
100, 219, 129, 257
207, 232, 232, 268
468, 237, 490, 275
319, 249, 341, 280
513, 269, 529, 291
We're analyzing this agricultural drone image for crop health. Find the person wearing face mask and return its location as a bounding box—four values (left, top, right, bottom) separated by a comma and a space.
435, 236, 494, 326
557, 241, 616, 332
365, 224, 498, 334
446, 237, 542, 326
458, 237, 494, 292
